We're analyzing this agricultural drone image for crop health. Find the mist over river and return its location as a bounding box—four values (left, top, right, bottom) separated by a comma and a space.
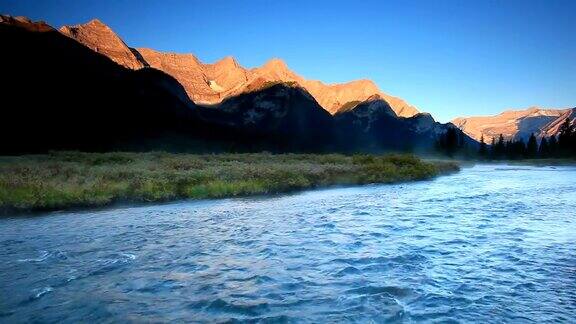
1, 164, 575, 322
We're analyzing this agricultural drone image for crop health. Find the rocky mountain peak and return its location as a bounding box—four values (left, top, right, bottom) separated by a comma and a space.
213, 56, 239, 68
60, 19, 145, 69
349, 79, 379, 88
261, 58, 289, 71
204, 56, 248, 94
254, 58, 296, 81
85, 18, 107, 27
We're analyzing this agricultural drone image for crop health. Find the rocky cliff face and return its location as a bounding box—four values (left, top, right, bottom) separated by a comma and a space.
539, 108, 576, 138
60, 19, 419, 117
0, 15, 53, 32
452, 107, 574, 142
59, 19, 146, 69
135, 48, 219, 103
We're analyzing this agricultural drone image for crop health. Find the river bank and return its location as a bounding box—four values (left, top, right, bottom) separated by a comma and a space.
0, 152, 459, 215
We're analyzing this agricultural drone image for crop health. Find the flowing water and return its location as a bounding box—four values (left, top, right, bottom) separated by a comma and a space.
1, 164, 575, 323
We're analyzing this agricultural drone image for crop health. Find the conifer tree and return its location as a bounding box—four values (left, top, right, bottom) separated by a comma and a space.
538, 137, 549, 158
558, 118, 573, 154
495, 134, 505, 159
516, 139, 526, 159
490, 137, 496, 159
526, 133, 538, 158
549, 135, 558, 157
504, 140, 511, 159
479, 135, 488, 158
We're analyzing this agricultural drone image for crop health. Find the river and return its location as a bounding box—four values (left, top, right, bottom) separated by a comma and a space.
1, 164, 575, 322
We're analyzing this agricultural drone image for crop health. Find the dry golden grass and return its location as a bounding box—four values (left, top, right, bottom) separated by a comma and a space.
0, 152, 459, 214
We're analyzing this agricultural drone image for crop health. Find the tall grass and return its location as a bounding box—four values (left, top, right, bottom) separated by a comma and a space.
0, 152, 459, 214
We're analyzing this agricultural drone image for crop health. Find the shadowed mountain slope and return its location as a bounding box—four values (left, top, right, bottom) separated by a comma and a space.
195, 83, 336, 152
0, 15, 200, 154
335, 96, 471, 152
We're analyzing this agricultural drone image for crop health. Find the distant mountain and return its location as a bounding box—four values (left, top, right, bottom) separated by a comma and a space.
60, 19, 419, 117
1, 14, 469, 155
452, 107, 576, 142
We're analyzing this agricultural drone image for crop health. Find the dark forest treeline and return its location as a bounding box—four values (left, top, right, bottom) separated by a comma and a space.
477, 118, 576, 160
436, 127, 473, 157
436, 118, 576, 160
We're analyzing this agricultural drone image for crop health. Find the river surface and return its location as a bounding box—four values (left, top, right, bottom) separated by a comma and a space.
1, 164, 575, 323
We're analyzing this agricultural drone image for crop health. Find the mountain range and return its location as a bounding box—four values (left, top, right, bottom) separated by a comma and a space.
0, 15, 471, 154
59, 19, 419, 117
452, 107, 576, 142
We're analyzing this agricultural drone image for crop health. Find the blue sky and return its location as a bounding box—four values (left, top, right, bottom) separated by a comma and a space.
2, 0, 575, 122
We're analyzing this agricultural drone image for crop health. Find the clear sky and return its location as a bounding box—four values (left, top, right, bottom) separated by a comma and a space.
2, 0, 574, 122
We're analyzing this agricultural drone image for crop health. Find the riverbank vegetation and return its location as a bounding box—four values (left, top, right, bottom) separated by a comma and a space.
0, 152, 459, 214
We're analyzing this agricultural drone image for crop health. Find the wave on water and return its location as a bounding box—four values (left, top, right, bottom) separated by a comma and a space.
17, 250, 68, 263
31, 286, 53, 299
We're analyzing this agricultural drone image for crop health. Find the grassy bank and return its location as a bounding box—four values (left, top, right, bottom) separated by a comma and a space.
0, 152, 459, 214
